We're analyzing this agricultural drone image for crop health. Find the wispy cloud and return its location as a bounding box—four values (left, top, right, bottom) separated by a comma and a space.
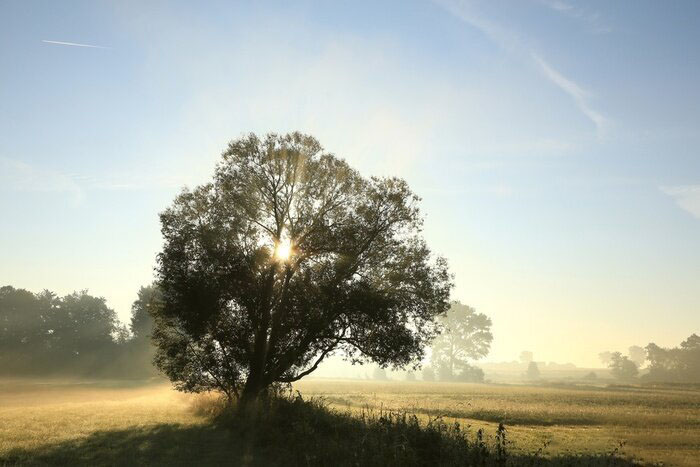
660, 185, 700, 219
433, 0, 610, 136
0, 157, 193, 205
42, 40, 110, 49
531, 53, 609, 135
535, 0, 611, 34
0, 157, 84, 203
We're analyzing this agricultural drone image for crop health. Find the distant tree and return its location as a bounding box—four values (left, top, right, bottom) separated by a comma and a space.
598, 351, 613, 367
0, 286, 53, 373
123, 285, 163, 377
130, 285, 161, 341
422, 365, 435, 382
519, 351, 533, 365
430, 302, 492, 381
114, 324, 130, 345
437, 362, 452, 381
455, 364, 485, 383
627, 345, 646, 368
49, 291, 119, 358
608, 352, 638, 380
405, 371, 416, 381
584, 371, 597, 379
526, 361, 540, 380
373, 367, 388, 381
645, 334, 700, 383
0, 286, 124, 376
151, 133, 452, 407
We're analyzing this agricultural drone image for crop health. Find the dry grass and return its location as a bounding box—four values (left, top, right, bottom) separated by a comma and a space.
294, 379, 700, 466
1, 378, 698, 465
0, 379, 203, 459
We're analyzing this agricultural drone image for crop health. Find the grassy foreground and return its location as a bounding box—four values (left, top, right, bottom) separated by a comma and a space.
0, 379, 697, 465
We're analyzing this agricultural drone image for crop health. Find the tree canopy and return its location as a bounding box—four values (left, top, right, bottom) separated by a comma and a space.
130, 284, 160, 342
598, 351, 613, 367
608, 352, 638, 380
627, 345, 646, 368
151, 132, 452, 405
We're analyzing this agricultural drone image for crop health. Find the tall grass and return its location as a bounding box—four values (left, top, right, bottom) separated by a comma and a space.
193, 391, 639, 466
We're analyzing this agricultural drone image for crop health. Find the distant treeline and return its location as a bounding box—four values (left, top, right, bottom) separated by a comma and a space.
645, 335, 700, 383
599, 336, 700, 383
0, 285, 159, 378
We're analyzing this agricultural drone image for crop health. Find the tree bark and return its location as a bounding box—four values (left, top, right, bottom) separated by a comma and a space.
239, 266, 277, 409
239, 375, 264, 409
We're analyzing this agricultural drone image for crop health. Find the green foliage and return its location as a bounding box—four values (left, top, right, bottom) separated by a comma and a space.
430, 301, 492, 381
130, 284, 161, 341
0, 285, 160, 378
152, 132, 452, 404
0, 286, 121, 376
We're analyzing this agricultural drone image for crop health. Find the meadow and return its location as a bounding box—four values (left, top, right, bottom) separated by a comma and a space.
1, 378, 698, 466
297, 380, 700, 466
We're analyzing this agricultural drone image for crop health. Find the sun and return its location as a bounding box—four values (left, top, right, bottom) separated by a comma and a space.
274, 237, 293, 261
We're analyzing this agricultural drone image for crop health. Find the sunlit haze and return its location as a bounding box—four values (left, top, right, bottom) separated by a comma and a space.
275, 238, 293, 262
1, 1, 699, 368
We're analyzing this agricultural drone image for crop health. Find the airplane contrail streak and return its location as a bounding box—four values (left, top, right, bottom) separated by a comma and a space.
42, 40, 110, 49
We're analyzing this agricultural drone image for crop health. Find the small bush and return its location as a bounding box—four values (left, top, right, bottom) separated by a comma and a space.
455, 365, 485, 383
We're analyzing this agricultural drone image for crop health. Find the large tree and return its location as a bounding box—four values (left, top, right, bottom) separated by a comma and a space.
430, 301, 492, 380
151, 133, 452, 406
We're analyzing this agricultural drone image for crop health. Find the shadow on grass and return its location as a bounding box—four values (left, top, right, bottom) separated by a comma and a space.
1, 396, 644, 466
0, 424, 256, 467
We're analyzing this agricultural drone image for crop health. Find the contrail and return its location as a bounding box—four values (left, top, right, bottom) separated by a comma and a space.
42, 40, 110, 49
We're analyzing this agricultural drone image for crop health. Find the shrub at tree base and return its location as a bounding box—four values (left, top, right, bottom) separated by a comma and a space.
206, 393, 638, 466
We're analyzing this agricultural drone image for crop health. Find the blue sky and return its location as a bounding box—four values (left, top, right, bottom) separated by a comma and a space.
1, 0, 698, 366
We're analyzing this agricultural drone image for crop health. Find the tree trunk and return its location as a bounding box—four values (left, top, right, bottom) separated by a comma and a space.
239, 266, 276, 410
239, 375, 264, 410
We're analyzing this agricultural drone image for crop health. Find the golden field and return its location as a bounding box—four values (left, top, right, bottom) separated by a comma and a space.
1, 378, 698, 466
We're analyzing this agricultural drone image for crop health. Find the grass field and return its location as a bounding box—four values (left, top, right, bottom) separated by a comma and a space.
1, 378, 698, 465
296, 380, 700, 466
